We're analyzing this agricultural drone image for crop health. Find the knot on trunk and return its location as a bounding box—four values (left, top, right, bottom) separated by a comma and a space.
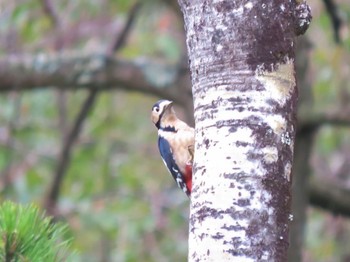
294, 1, 312, 36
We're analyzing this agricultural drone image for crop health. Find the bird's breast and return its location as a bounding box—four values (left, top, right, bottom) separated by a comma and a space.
159, 129, 194, 173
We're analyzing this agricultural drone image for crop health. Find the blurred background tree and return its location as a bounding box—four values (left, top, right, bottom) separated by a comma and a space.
0, 0, 349, 261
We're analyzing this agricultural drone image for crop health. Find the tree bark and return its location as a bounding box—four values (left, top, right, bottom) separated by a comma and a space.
178, 0, 311, 261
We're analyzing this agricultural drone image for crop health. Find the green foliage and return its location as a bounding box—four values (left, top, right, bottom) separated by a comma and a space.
0, 201, 73, 261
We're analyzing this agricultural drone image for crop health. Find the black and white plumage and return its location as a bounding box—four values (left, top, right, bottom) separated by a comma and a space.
151, 100, 194, 197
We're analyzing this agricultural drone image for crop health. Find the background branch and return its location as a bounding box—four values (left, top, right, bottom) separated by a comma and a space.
0, 53, 190, 106
298, 111, 350, 133
309, 177, 350, 217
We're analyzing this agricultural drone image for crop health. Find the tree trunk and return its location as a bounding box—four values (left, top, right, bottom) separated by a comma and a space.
178, 0, 311, 261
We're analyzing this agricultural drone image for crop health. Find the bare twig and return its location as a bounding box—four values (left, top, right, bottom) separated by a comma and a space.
44, 2, 142, 216
107, 2, 142, 55
322, 0, 342, 43
45, 88, 98, 215
0, 93, 22, 195
40, 0, 68, 141
56, 93, 68, 140
40, 0, 61, 28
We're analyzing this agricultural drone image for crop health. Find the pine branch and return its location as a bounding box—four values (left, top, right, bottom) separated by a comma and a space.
0, 201, 73, 261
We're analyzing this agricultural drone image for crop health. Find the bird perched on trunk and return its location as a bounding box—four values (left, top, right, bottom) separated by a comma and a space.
151, 100, 194, 197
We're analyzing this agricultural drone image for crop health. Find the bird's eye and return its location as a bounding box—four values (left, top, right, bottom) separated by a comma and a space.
155, 107, 160, 112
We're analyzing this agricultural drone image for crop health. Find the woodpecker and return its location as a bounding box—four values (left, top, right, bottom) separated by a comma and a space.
151, 100, 194, 197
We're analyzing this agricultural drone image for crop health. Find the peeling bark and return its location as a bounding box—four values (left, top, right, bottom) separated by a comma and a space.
178, 0, 311, 261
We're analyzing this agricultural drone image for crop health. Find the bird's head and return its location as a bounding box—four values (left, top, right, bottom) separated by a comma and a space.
151, 99, 175, 129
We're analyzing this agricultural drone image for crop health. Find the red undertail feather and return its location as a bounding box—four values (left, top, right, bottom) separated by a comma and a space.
185, 162, 193, 195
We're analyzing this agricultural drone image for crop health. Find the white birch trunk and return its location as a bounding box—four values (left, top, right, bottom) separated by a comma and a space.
178, 0, 311, 261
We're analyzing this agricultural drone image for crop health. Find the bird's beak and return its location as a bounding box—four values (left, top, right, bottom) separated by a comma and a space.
165, 101, 173, 110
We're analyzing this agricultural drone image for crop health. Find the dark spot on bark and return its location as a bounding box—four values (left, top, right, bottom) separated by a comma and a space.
207, 249, 210, 256
267, 93, 297, 120
214, 1, 238, 12
204, 138, 210, 149
229, 126, 237, 133
198, 233, 207, 240
226, 249, 240, 256
226, 156, 231, 159
244, 184, 252, 191
236, 141, 248, 147
236, 198, 250, 207
250, 190, 256, 197
228, 96, 247, 103
261, 210, 269, 222
229, 182, 235, 188
246, 151, 263, 161
195, 97, 223, 113
247, 106, 260, 112
212, 29, 224, 45
196, 206, 225, 223
197, 111, 215, 122
266, 98, 278, 107
247, 218, 260, 236
223, 173, 233, 179
222, 223, 244, 231
238, 192, 241, 197
212, 232, 224, 239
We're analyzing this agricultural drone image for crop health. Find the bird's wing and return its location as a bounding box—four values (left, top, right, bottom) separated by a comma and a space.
158, 136, 190, 196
